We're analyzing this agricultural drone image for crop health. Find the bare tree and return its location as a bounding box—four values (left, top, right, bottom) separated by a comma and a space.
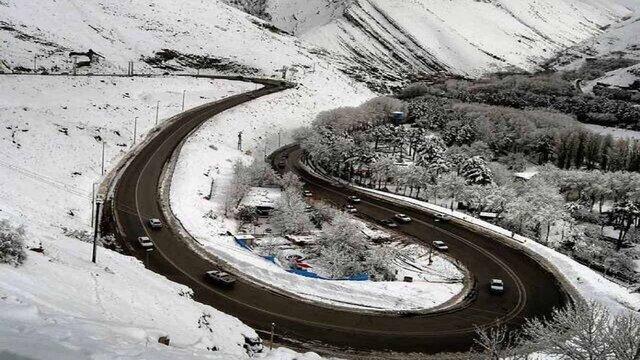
471, 325, 526, 360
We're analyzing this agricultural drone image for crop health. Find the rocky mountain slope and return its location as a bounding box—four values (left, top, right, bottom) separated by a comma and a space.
226, 0, 634, 84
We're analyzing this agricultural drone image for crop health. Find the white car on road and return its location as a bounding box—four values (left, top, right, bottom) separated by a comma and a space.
432, 241, 449, 251
394, 213, 412, 223
148, 218, 163, 229
137, 236, 154, 249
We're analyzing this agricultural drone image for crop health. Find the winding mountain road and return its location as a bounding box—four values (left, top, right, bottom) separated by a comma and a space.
109, 79, 568, 356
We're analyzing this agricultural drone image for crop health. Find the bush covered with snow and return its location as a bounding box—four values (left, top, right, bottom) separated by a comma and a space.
0, 219, 27, 267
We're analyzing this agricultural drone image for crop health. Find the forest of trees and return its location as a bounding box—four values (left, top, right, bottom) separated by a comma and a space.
299, 86, 640, 282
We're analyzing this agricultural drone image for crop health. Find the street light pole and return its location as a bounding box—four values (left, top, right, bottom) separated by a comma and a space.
269, 322, 275, 350
133, 117, 138, 146
155, 101, 160, 125
181, 90, 186, 111
92, 196, 104, 263
101, 141, 106, 175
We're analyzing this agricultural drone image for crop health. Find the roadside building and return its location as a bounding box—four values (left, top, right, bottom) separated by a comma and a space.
240, 186, 282, 216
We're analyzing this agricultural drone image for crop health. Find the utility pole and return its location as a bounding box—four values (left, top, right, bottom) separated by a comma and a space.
155, 101, 160, 125
237, 131, 243, 151
206, 179, 215, 200
133, 117, 138, 146
91, 183, 96, 226
278, 131, 281, 148
72, 57, 77, 76
92, 195, 104, 263
269, 323, 275, 350
101, 141, 106, 175
33, 55, 37, 72
181, 90, 186, 111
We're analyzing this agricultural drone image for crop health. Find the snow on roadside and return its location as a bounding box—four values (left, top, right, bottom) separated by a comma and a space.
0, 75, 324, 359
170, 69, 466, 312
351, 186, 640, 315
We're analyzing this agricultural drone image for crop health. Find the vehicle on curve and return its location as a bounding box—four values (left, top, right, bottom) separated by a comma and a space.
380, 219, 399, 228
432, 240, 449, 251
148, 218, 163, 229
205, 270, 237, 288
345, 204, 358, 213
303, 190, 313, 197
489, 278, 505, 294
137, 236, 154, 249
394, 213, 412, 223
348, 196, 361, 203
434, 213, 451, 222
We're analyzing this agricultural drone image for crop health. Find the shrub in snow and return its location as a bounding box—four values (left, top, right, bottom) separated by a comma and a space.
0, 219, 27, 266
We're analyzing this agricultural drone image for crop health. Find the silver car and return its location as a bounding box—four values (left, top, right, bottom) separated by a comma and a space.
148, 218, 163, 229
432, 240, 449, 251
137, 236, 154, 249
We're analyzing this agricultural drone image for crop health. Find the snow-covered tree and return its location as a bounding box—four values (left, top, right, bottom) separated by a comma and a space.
0, 219, 27, 266
271, 189, 312, 235
523, 301, 640, 360
278, 171, 303, 192
460, 156, 494, 185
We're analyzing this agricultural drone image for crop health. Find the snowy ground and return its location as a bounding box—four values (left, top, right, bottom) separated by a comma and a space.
0, 75, 326, 359
169, 69, 466, 312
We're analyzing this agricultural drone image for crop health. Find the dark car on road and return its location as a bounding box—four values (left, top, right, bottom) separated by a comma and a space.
380, 219, 399, 228
489, 279, 505, 294
348, 196, 361, 203
205, 270, 236, 288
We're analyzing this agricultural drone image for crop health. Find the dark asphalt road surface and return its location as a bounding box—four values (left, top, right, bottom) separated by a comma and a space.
111, 82, 568, 356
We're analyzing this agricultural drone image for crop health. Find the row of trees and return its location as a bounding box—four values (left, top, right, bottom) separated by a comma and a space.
468, 301, 640, 360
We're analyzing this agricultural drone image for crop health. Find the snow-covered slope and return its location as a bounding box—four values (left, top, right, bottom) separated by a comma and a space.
0, 0, 372, 358
228, 0, 632, 81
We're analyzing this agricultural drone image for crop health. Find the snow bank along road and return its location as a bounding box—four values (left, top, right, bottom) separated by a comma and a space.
110, 80, 568, 355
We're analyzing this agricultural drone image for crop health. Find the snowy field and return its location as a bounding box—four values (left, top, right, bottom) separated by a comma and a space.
0, 75, 324, 359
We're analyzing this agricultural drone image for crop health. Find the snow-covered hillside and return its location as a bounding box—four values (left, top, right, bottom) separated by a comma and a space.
226, 0, 632, 83
0, 0, 371, 358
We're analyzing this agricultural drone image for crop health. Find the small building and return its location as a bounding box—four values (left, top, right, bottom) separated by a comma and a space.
240, 187, 282, 216
514, 171, 538, 181
479, 212, 499, 220
234, 234, 256, 248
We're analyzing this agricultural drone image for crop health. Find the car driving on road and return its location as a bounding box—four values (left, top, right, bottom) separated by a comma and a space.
148, 218, 163, 229
345, 204, 358, 213
380, 219, 399, 228
489, 279, 505, 294
137, 236, 154, 249
394, 213, 412, 223
302, 190, 313, 197
432, 240, 449, 251
434, 213, 451, 222
205, 270, 236, 288
348, 196, 361, 203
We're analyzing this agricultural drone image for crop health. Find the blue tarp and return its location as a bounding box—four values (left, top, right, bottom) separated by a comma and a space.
286, 268, 369, 281
234, 238, 253, 251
